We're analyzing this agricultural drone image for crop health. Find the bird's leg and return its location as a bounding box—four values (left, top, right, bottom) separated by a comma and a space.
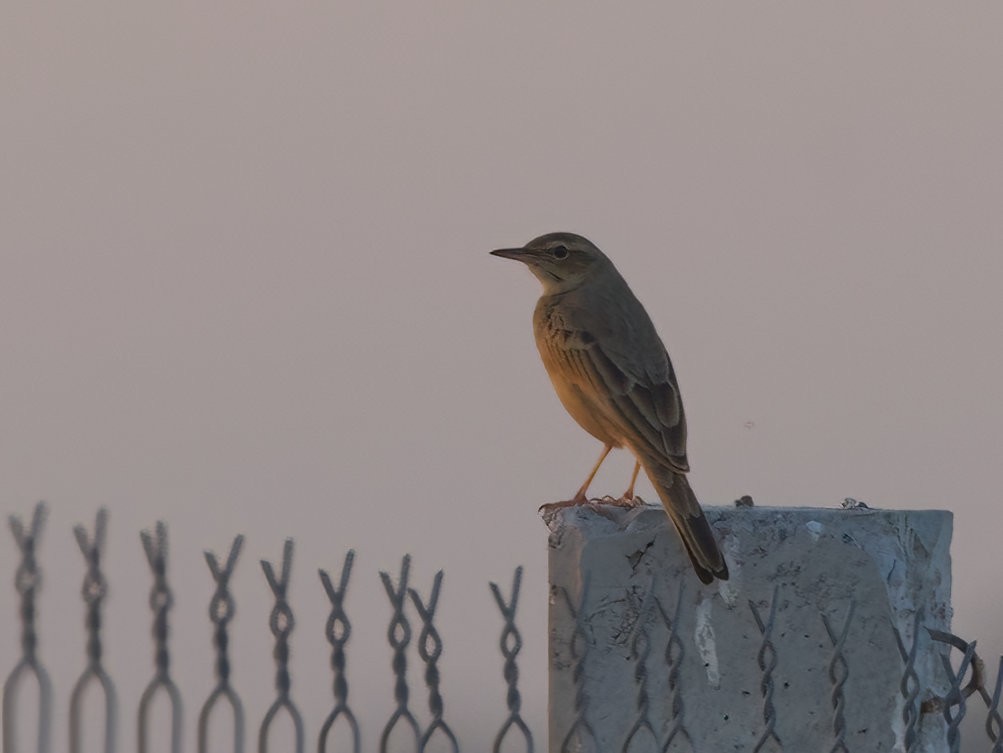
539, 444, 612, 514
603, 461, 645, 508
572, 444, 613, 502
622, 461, 641, 501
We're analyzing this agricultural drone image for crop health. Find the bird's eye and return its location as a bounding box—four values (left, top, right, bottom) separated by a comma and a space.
551, 245, 569, 260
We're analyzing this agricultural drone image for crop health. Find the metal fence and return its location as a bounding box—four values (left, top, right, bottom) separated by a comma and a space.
5, 501, 1003, 753
548, 577, 1003, 753
2, 503, 534, 753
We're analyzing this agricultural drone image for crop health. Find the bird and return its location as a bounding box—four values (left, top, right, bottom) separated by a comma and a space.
491, 232, 728, 583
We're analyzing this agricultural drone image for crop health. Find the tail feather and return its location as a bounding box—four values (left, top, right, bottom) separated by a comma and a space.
642, 461, 728, 583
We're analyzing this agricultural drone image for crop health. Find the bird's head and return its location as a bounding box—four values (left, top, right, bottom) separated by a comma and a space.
491, 232, 611, 294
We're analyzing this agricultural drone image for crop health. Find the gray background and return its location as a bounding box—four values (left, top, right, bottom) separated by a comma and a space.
2, 2, 1001, 750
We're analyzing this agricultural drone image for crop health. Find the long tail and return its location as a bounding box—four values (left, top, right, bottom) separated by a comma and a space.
642, 461, 729, 584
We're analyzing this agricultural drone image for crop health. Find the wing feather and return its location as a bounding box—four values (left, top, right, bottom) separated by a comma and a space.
553, 324, 689, 472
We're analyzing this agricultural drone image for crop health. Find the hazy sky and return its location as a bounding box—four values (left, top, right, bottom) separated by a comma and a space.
2, 3, 1002, 750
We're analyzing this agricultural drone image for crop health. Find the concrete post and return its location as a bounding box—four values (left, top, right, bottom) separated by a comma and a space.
547, 504, 953, 752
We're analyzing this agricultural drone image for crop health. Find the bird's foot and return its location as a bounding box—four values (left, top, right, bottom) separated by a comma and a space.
539, 495, 618, 522
599, 493, 646, 509
538, 495, 588, 515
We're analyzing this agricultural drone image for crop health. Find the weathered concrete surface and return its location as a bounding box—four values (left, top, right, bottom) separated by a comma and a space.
548, 504, 953, 752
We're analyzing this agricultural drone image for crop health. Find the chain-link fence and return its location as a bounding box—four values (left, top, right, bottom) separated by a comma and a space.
2, 503, 533, 753
4, 501, 1002, 752
550, 575, 1002, 753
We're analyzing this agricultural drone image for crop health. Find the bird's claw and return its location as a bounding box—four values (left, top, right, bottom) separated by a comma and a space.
538, 496, 588, 515
539, 496, 619, 522
598, 493, 645, 509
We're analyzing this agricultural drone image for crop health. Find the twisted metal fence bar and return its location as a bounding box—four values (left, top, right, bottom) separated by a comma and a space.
893, 609, 924, 753
259, 538, 304, 753
69, 508, 116, 753
137, 521, 183, 753
2, 513, 537, 753
2, 502, 51, 753
558, 575, 596, 753
620, 585, 656, 753
820, 600, 855, 753
409, 570, 459, 753
379, 555, 421, 753
8, 504, 1003, 751
198, 535, 246, 753
318, 549, 360, 753
656, 585, 692, 753
920, 629, 1003, 753
489, 566, 533, 753
985, 656, 1003, 753
924, 629, 985, 713
924, 628, 1002, 753
938, 637, 977, 753
749, 584, 782, 753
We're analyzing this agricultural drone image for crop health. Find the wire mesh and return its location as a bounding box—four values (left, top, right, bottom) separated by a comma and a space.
6, 505, 1003, 752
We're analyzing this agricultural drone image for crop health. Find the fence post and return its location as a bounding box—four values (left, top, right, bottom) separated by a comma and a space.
547, 503, 953, 752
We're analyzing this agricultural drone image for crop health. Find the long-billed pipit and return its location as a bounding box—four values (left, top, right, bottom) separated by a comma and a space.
491, 232, 728, 583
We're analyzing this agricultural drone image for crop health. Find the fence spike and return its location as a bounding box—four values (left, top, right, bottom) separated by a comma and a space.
410, 571, 459, 753
318, 550, 360, 753
2, 501, 52, 753
656, 585, 693, 752
892, 610, 923, 752
820, 601, 855, 753
985, 656, 1003, 752
621, 583, 657, 753
938, 638, 977, 753
490, 566, 534, 753
559, 575, 596, 753
379, 555, 421, 753
259, 538, 304, 753
198, 535, 246, 753
137, 521, 182, 753
70, 508, 116, 753
749, 584, 782, 753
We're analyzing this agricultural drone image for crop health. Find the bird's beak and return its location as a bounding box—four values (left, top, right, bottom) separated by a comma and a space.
490, 247, 531, 262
